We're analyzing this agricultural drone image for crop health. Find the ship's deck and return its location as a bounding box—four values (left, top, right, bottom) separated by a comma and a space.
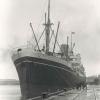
12, 47, 85, 77
28, 85, 100, 100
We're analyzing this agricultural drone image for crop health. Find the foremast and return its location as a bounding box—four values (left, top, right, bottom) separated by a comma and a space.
45, 0, 53, 54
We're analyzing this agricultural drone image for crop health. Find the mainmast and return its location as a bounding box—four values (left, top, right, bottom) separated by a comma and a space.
66, 36, 69, 60
45, 0, 52, 53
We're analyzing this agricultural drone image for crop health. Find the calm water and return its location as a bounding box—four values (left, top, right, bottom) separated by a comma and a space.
0, 85, 21, 100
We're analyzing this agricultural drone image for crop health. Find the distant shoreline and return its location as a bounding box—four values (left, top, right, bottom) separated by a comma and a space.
0, 79, 19, 85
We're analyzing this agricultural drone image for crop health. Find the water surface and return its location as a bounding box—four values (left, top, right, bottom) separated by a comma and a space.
0, 85, 21, 100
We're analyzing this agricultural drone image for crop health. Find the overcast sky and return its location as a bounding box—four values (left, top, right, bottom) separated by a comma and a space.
0, 0, 100, 79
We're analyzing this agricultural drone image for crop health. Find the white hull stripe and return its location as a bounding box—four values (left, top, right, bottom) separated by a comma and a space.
16, 60, 76, 74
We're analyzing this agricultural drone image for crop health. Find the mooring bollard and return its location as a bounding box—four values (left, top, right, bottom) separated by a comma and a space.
42, 92, 48, 99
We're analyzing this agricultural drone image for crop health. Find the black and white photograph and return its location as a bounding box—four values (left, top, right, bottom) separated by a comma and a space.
0, 0, 100, 100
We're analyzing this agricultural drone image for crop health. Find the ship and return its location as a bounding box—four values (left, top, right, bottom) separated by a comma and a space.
11, 0, 86, 100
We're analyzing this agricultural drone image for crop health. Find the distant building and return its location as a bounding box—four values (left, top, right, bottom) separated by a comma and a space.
86, 76, 97, 84
98, 75, 100, 79
87, 75, 100, 85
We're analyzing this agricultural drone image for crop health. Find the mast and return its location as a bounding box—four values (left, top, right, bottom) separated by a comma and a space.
45, 0, 52, 54
70, 32, 75, 54
48, 0, 50, 23
66, 36, 69, 60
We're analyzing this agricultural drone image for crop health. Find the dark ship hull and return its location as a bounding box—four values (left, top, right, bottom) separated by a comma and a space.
12, 49, 85, 99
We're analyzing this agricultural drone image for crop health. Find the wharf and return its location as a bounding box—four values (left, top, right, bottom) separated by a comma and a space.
45, 85, 100, 100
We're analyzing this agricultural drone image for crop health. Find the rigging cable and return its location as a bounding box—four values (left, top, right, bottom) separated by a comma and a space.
34, 27, 46, 49
50, 27, 62, 53
30, 22, 40, 51
53, 22, 60, 53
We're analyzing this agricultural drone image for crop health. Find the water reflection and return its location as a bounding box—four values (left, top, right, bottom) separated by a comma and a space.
0, 85, 21, 100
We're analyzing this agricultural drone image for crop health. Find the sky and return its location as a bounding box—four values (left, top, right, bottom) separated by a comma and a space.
0, 0, 100, 79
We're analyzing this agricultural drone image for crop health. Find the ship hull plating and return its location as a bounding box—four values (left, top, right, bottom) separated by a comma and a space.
14, 56, 85, 99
